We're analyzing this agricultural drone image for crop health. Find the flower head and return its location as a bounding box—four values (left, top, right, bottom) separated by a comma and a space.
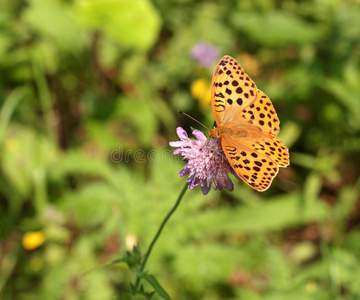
169, 127, 236, 195
22, 231, 46, 250
191, 42, 220, 68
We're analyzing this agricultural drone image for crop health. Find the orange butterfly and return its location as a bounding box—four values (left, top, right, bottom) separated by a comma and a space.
208, 56, 289, 191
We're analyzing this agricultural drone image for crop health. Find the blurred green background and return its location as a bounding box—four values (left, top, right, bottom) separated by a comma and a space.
1, 0, 360, 299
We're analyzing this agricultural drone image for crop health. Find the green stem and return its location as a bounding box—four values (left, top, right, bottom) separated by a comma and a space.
135, 183, 188, 288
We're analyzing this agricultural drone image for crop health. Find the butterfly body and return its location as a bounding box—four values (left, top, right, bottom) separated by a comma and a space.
209, 124, 264, 140
209, 55, 289, 191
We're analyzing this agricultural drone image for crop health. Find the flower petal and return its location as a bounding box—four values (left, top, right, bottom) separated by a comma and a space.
169, 141, 184, 148
173, 149, 184, 155
176, 127, 188, 140
201, 183, 211, 195
179, 166, 190, 177
192, 129, 207, 142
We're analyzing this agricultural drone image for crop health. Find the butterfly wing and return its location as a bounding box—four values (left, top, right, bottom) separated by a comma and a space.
250, 138, 289, 167
235, 89, 281, 137
221, 136, 288, 191
211, 56, 258, 126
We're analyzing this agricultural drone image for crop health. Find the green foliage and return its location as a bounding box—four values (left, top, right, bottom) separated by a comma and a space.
232, 11, 321, 46
76, 0, 161, 51
1, 0, 360, 299
142, 274, 171, 300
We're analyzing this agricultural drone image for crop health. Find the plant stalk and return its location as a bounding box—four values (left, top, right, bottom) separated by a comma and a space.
135, 183, 188, 288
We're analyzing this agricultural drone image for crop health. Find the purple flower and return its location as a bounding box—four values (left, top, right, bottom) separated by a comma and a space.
191, 42, 220, 68
169, 127, 236, 195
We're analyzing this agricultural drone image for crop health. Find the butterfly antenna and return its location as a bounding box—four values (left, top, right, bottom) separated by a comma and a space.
178, 110, 209, 130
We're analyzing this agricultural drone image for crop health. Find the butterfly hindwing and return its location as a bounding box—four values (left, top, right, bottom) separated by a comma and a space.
211, 56, 258, 126
221, 137, 280, 191
252, 138, 290, 167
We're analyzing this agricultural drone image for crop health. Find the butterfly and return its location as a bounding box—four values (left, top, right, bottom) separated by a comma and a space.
208, 55, 289, 191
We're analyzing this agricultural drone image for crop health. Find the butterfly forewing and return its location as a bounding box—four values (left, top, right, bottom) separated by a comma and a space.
211, 56, 258, 126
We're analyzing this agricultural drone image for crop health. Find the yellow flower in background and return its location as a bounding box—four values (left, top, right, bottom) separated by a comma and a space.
22, 231, 46, 250
191, 78, 211, 108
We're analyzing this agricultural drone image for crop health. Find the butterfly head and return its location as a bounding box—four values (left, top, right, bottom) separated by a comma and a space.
208, 127, 220, 139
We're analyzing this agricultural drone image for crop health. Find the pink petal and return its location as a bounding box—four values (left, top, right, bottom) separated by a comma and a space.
192, 129, 207, 141
173, 149, 183, 155
176, 127, 188, 140
169, 141, 184, 147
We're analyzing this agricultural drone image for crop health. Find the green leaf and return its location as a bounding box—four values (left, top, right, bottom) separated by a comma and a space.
24, 0, 82, 52
303, 172, 322, 204
76, 0, 161, 50
142, 274, 171, 300
231, 11, 321, 46
1, 124, 56, 199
